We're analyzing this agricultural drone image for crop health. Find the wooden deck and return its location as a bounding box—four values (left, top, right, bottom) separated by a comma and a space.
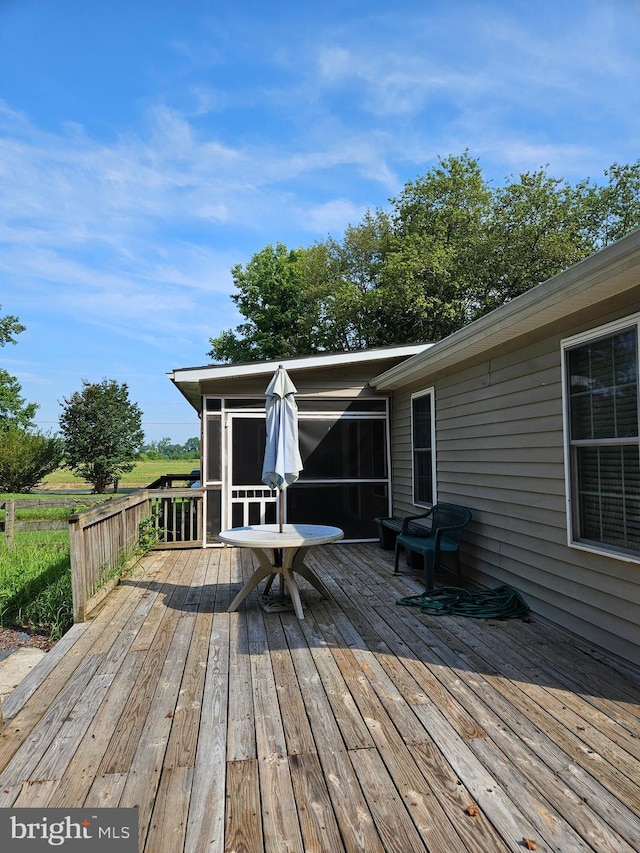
0, 543, 639, 852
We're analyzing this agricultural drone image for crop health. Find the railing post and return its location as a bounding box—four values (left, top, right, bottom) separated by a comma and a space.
5, 499, 15, 549
119, 507, 126, 566
69, 517, 87, 623
198, 494, 204, 546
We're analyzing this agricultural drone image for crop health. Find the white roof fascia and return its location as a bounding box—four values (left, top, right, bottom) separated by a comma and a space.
168, 343, 430, 384
373, 228, 640, 391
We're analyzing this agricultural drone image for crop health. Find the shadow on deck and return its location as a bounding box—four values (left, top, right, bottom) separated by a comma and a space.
0, 543, 638, 852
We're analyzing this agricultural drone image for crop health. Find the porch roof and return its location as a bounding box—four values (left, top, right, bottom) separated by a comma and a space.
168, 343, 430, 412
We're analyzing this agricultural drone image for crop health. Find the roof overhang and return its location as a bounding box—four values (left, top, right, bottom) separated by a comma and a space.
168, 344, 430, 412
373, 228, 640, 391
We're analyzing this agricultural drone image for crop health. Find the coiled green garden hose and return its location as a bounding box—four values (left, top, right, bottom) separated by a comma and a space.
397, 584, 529, 619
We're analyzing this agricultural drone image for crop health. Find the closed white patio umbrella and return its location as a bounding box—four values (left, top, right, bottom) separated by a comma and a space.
262, 365, 303, 532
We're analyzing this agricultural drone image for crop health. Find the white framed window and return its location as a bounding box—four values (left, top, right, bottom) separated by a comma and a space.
562, 315, 640, 560
411, 388, 436, 507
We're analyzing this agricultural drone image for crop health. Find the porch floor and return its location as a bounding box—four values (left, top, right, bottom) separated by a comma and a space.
0, 544, 639, 852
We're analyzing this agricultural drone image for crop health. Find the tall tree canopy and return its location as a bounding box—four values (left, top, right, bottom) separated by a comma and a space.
0, 305, 38, 431
0, 309, 26, 347
0, 307, 61, 491
59, 379, 144, 493
209, 154, 640, 363
0, 369, 38, 432
210, 243, 318, 363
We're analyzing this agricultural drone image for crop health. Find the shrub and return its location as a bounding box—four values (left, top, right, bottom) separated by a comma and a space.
135, 512, 164, 555
0, 428, 64, 492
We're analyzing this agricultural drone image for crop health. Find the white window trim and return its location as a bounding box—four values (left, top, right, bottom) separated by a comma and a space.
411, 387, 437, 508
561, 312, 640, 564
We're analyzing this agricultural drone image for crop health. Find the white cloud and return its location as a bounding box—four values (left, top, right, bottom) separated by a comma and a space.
1, 0, 638, 446
295, 4, 640, 182
2, 2, 639, 353
304, 199, 370, 235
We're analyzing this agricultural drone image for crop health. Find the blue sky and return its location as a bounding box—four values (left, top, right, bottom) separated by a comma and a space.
1, 0, 639, 444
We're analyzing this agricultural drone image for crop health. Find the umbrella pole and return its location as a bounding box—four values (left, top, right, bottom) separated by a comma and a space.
279, 490, 284, 533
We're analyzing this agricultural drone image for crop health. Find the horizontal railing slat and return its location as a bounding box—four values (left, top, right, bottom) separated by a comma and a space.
0, 496, 111, 510
15, 520, 68, 531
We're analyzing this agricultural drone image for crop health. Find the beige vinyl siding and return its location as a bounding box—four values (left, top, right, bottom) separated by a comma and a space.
199, 359, 404, 400
390, 335, 640, 665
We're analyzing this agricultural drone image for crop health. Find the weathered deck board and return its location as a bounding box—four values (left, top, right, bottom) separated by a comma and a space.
183, 548, 229, 853
0, 542, 639, 853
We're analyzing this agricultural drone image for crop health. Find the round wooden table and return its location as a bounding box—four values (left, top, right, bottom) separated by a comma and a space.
219, 523, 344, 619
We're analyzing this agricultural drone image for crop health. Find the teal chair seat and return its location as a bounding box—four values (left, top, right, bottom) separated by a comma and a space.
394, 503, 472, 591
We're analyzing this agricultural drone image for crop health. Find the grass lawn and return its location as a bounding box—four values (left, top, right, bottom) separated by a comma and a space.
0, 530, 72, 639
40, 459, 198, 490
0, 460, 198, 637
0, 496, 115, 638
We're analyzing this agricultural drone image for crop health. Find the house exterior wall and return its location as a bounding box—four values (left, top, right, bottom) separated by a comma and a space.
197, 359, 405, 542
390, 305, 640, 665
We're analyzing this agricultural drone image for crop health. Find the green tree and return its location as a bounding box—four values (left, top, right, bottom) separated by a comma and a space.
207, 156, 640, 360
182, 437, 200, 457
154, 437, 174, 457
374, 151, 492, 341
475, 168, 593, 314
0, 427, 64, 492
0, 308, 26, 346
59, 379, 144, 493
581, 160, 640, 248
306, 211, 397, 350
208, 243, 318, 362
139, 436, 200, 460
0, 306, 38, 431
0, 368, 38, 432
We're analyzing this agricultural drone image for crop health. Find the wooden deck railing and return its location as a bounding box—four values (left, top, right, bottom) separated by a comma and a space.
68, 488, 204, 622
145, 472, 200, 489
1, 496, 109, 547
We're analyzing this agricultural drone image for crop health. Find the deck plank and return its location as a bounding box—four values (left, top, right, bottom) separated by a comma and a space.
246, 602, 305, 852
47, 650, 147, 808
0, 542, 638, 853
226, 549, 256, 763
341, 549, 640, 851
312, 600, 497, 852
1, 622, 91, 719
349, 747, 430, 853
183, 548, 229, 853
278, 616, 385, 853
263, 612, 317, 756
459, 611, 640, 761
224, 758, 263, 853
288, 751, 346, 853
146, 765, 194, 853
119, 554, 203, 849
399, 604, 640, 851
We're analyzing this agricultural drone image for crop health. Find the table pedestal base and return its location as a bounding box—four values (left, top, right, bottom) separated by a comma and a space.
227, 545, 330, 619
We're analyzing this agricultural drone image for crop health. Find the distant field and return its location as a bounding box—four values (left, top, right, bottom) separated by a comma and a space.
40, 459, 198, 490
